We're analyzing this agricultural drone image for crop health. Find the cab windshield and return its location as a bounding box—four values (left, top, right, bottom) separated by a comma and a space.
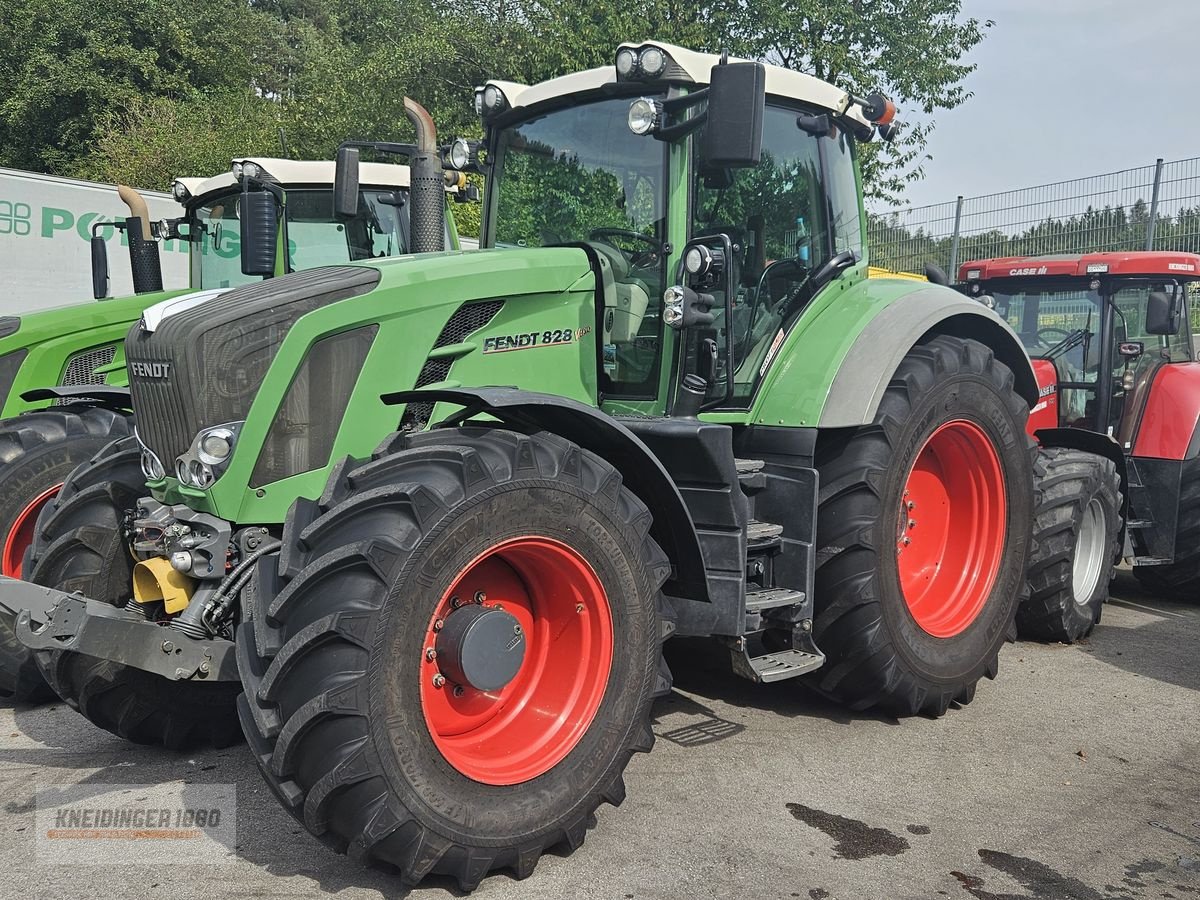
190, 187, 412, 289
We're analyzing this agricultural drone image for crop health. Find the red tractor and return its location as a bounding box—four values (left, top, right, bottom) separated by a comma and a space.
958, 252, 1200, 641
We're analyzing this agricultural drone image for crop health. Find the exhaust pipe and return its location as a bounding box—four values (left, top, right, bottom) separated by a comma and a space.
403, 98, 445, 254
118, 184, 164, 294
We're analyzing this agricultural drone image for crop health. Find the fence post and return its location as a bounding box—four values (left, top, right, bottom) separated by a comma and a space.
1146, 157, 1165, 250
949, 195, 965, 274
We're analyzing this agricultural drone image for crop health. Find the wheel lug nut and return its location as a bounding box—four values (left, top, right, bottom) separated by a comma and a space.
433, 619, 444, 632
907, 501, 915, 510
450, 596, 462, 609
908, 519, 917, 528
452, 685, 465, 698
513, 624, 522, 635
425, 648, 437, 661
473, 591, 486, 604
432, 674, 446, 688
575, 603, 584, 613
903, 536, 911, 545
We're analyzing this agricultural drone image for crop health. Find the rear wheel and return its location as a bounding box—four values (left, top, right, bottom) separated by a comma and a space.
1134, 458, 1200, 601
811, 335, 1034, 716
1018, 448, 1122, 642
0, 406, 131, 702
26, 436, 241, 749
237, 428, 671, 889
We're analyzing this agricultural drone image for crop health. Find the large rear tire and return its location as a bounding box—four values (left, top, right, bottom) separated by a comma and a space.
0, 406, 131, 702
25, 436, 241, 749
811, 335, 1034, 716
237, 428, 671, 890
1133, 458, 1200, 601
1018, 448, 1122, 642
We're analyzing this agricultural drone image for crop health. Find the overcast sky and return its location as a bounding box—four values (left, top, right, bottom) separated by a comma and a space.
896, 0, 1200, 210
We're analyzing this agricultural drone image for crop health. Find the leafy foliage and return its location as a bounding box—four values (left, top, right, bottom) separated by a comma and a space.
0, 0, 991, 222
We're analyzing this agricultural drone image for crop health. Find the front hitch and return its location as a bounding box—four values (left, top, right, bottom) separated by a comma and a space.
0, 576, 236, 682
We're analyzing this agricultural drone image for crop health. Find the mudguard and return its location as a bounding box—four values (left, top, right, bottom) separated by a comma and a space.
817, 287, 1039, 428
1131, 362, 1200, 460
20, 385, 133, 411
382, 386, 710, 602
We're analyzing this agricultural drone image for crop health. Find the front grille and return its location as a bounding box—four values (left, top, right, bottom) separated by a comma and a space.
127, 266, 381, 467
401, 300, 504, 428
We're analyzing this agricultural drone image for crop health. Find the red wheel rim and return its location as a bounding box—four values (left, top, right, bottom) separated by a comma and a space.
420, 536, 613, 785
896, 420, 1006, 638
2, 484, 61, 579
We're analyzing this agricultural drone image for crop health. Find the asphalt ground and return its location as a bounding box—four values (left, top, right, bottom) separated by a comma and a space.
1, 569, 1197, 900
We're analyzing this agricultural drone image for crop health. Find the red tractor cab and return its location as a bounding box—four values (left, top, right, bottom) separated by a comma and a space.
958, 252, 1200, 639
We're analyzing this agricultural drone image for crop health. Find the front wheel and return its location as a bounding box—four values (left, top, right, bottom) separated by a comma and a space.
811, 335, 1035, 716
1018, 448, 1122, 642
237, 428, 671, 890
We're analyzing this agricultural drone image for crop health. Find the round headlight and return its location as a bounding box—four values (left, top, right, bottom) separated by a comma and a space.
474, 89, 485, 116
176, 458, 190, 483
242, 161, 261, 180
232, 162, 244, 180
639, 47, 666, 77
615, 48, 637, 78
449, 138, 472, 171
663, 304, 684, 327
190, 460, 213, 488
627, 98, 660, 136
172, 180, 189, 202
482, 85, 505, 112
685, 246, 709, 275
141, 448, 165, 481
199, 430, 232, 464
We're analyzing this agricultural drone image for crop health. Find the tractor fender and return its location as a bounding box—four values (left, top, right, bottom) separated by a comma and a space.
817, 288, 1039, 428
1130, 362, 1200, 460
381, 386, 710, 603
1035, 426, 1130, 546
20, 385, 133, 412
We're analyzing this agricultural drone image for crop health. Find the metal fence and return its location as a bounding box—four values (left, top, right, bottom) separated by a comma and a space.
868, 156, 1200, 278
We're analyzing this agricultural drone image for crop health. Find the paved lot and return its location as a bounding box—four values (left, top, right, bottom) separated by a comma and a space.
1, 570, 1197, 900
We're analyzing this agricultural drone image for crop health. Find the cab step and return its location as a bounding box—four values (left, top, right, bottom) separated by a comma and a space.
735, 457, 767, 494
745, 587, 806, 613
728, 642, 825, 683
1126, 519, 1154, 530
1134, 556, 1173, 567
746, 520, 784, 546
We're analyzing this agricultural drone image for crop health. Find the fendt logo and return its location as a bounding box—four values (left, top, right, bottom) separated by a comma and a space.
0, 201, 32, 236
130, 361, 171, 379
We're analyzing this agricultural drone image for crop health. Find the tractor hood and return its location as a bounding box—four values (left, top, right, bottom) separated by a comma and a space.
125, 248, 597, 511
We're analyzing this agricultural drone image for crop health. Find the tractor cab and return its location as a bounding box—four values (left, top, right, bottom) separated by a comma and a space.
959, 252, 1198, 446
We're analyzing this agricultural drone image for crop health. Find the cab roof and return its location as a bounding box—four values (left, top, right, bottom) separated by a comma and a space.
482, 40, 872, 129
959, 251, 1200, 282
177, 158, 417, 201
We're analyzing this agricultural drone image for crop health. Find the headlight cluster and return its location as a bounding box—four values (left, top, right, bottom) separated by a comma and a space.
663, 286, 686, 328
474, 84, 508, 119
172, 422, 242, 489
232, 161, 265, 181
615, 45, 672, 81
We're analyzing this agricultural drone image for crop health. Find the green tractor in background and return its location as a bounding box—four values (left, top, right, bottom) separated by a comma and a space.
0, 156, 468, 697
5, 44, 1040, 888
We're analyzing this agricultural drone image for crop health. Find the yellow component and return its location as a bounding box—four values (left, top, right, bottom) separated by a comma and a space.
132, 557, 195, 614
868, 265, 927, 281
444, 170, 467, 190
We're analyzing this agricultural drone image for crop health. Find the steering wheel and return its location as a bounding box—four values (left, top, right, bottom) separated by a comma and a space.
1036, 327, 1074, 349
588, 228, 664, 270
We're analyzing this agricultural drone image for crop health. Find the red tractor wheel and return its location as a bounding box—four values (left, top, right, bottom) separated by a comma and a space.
238, 428, 672, 890
811, 335, 1035, 716
0, 406, 132, 702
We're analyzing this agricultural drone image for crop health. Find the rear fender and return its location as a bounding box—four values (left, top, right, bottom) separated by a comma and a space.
815, 287, 1039, 428
382, 386, 709, 603
1035, 427, 1130, 550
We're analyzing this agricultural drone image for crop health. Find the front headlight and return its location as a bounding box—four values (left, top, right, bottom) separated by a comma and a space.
176, 422, 242, 487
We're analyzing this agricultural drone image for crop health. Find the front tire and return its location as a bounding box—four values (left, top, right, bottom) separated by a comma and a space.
1018, 448, 1122, 642
237, 428, 671, 890
0, 406, 131, 702
811, 335, 1035, 716
26, 436, 241, 749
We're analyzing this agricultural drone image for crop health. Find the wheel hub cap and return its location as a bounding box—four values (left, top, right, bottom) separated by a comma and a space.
435, 604, 526, 691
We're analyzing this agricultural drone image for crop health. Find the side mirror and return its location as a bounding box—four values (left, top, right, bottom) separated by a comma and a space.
90, 230, 109, 299
702, 61, 765, 169
1145, 290, 1182, 335
239, 188, 278, 277
334, 146, 361, 220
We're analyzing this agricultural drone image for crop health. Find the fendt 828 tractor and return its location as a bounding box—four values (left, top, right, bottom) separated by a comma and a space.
0, 158, 466, 698
957, 252, 1200, 641
5, 44, 1042, 888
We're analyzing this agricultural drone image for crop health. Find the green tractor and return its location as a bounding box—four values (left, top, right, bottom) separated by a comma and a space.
5, 43, 1038, 888
0, 155, 467, 697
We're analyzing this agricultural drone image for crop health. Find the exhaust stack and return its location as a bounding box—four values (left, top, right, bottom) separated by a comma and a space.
404, 98, 445, 254
118, 184, 164, 294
